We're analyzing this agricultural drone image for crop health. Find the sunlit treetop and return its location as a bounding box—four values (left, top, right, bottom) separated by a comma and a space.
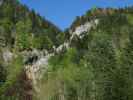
17, 0, 20, 3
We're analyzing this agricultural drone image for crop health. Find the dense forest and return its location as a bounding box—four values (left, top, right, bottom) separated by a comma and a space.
0, 0, 64, 50
0, 0, 133, 100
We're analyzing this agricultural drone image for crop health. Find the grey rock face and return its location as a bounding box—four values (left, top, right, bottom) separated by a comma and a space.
0, 0, 3, 6
24, 19, 99, 92
2, 49, 13, 63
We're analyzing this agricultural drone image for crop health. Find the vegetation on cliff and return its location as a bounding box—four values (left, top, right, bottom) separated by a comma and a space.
0, 0, 133, 100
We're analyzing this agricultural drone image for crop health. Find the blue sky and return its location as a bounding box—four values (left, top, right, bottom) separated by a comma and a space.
20, 0, 133, 30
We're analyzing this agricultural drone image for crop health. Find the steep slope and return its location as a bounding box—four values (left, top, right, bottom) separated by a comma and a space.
0, 1, 133, 100
36, 7, 133, 100
0, 0, 62, 49
0, 0, 63, 99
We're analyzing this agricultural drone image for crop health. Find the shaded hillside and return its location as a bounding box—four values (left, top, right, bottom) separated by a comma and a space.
0, 1, 133, 100
0, 0, 64, 99
70, 7, 133, 31
0, 0, 62, 50
40, 7, 133, 100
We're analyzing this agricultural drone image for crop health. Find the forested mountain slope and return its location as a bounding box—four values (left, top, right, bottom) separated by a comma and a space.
0, 0, 63, 99
0, 0, 133, 100
41, 7, 133, 100
0, 0, 63, 50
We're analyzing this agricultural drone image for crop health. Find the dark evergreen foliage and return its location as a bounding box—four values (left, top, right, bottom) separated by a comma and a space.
0, 0, 133, 100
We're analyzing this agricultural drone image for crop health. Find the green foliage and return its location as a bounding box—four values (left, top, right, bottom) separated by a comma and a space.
37, 48, 93, 100
0, 1, 133, 99
127, 14, 133, 25
56, 32, 65, 45
0, 62, 7, 86
0, 0, 61, 50
0, 55, 23, 96
37, 8, 133, 100
0, 95, 19, 100
15, 19, 33, 50
33, 35, 53, 50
